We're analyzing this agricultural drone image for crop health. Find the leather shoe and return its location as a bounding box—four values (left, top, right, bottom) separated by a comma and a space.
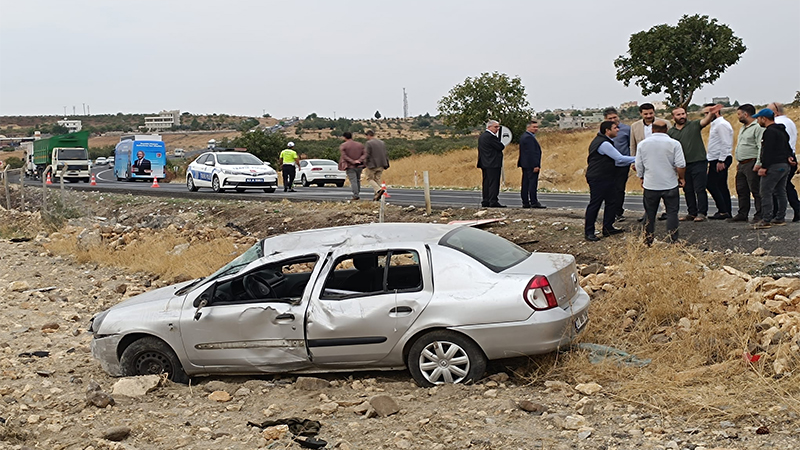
522, 204, 531, 209
531, 203, 546, 209
793, 213, 800, 222
658, 212, 667, 221
489, 203, 506, 208
602, 227, 625, 237
585, 234, 600, 242
709, 212, 731, 220
727, 214, 748, 222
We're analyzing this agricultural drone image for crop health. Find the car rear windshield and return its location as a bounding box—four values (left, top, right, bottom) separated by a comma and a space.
439, 226, 529, 272
313, 160, 337, 166
217, 153, 263, 165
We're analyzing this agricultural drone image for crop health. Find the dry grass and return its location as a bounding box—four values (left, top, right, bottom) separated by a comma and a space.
45, 228, 247, 281
548, 237, 800, 419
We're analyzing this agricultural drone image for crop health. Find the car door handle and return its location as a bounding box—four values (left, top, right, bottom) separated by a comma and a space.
275, 313, 294, 321
389, 306, 412, 314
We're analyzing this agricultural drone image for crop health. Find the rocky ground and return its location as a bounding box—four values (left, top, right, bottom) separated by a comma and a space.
1, 189, 799, 450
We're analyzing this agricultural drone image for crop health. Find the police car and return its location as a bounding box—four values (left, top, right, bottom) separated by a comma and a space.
186, 151, 278, 193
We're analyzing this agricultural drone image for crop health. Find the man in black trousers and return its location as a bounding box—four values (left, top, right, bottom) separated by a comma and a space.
584, 121, 636, 241
518, 120, 545, 208
478, 120, 506, 207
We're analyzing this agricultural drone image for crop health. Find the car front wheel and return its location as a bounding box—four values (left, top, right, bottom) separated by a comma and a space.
211, 176, 224, 193
301, 175, 310, 187
263, 188, 276, 193
119, 336, 189, 384
408, 330, 487, 387
186, 174, 198, 192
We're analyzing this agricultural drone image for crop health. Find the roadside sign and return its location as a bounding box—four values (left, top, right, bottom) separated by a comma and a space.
500, 126, 512, 146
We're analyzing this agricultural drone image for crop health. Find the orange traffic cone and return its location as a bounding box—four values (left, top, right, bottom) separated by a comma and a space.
151, 177, 160, 188
381, 181, 390, 198
46, 173, 52, 185
90, 173, 97, 186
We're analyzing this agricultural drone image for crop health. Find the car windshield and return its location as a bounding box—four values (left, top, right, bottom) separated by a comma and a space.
216, 153, 263, 166
439, 226, 530, 272
58, 149, 89, 160
312, 160, 337, 166
202, 240, 264, 285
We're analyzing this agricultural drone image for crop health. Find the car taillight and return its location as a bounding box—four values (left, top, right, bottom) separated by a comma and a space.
523, 275, 558, 310
311, 167, 322, 171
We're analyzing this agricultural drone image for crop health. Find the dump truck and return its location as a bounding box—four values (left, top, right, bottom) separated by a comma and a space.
28, 130, 92, 182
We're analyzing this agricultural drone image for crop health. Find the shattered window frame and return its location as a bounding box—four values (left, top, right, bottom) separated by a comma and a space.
320, 249, 423, 300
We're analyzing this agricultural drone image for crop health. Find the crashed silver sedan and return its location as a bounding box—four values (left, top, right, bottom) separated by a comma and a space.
90, 223, 590, 386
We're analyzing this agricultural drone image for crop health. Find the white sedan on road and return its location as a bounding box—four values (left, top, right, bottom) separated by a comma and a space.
296, 159, 346, 187
186, 151, 278, 193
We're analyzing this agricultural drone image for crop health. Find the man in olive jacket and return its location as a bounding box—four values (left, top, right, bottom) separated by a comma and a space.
478, 120, 506, 208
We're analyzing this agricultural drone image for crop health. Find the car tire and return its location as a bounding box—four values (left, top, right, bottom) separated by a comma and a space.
211, 176, 224, 193
263, 188, 276, 193
186, 175, 198, 192
316, 182, 325, 187
335, 181, 344, 188
408, 330, 486, 387
236, 188, 245, 193
301, 175, 310, 187
119, 336, 190, 384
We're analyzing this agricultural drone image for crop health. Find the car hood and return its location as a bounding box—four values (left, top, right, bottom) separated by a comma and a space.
221, 165, 272, 172
110, 279, 194, 310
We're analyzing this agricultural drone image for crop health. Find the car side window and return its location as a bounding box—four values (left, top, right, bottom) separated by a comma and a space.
195, 154, 208, 165
211, 255, 318, 305
300, 160, 308, 168
321, 250, 421, 299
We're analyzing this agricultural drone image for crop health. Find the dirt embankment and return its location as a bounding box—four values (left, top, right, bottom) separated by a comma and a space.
0, 192, 799, 450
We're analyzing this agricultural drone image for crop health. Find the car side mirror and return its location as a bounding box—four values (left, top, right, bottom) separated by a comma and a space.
205, 161, 215, 167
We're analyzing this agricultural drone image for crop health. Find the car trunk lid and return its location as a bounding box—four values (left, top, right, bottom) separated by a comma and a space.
502, 253, 580, 308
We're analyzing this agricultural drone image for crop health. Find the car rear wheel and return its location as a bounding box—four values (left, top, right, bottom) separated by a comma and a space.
186, 174, 198, 192
236, 188, 245, 193
335, 181, 344, 188
119, 336, 189, 384
211, 176, 225, 193
301, 175, 310, 187
408, 330, 486, 387
263, 187, 276, 193
316, 182, 325, 187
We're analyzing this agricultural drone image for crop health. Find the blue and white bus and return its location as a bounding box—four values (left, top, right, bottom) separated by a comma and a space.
114, 137, 167, 181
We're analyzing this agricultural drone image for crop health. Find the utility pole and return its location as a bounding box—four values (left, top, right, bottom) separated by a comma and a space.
333, 111, 336, 120
73, 106, 76, 115
87, 105, 90, 115
403, 88, 408, 119
63, 106, 66, 116
82, 103, 86, 115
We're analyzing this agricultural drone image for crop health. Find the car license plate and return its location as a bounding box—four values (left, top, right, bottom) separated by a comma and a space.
325, 175, 336, 178
245, 178, 263, 183
575, 311, 588, 332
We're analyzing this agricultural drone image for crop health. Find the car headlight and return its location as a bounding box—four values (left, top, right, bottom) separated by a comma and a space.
264, 169, 276, 175
89, 309, 110, 334
221, 169, 235, 175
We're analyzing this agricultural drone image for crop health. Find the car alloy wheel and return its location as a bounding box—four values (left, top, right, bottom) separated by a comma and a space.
211, 176, 224, 193
301, 174, 310, 187
408, 330, 486, 387
187, 174, 198, 192
119, 336, 189, 384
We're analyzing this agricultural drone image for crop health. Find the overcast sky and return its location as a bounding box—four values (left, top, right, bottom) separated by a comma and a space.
1, 0, 798, 119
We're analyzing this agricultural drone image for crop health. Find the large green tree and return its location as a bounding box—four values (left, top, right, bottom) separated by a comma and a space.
614, 14, 746, 109
437, 72, 533, 141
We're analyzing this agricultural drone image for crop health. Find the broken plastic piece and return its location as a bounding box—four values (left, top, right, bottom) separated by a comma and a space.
18, 351, 50, 358
573, 343, 651, 367
294, 436, 328, 449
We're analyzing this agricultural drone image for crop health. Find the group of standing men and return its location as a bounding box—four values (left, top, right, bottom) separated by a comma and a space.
477, 119, 546, 209
585, 101, 798, 243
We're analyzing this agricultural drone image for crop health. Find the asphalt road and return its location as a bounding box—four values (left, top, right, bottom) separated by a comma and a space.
17, 166, 742, 214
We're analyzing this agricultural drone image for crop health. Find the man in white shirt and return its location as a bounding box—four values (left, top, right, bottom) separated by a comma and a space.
768, 102, 799, 221
704, 103, 734, 219
635, 119, 686, 245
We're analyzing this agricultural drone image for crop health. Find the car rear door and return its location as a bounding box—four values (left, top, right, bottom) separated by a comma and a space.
305, 246, 433, 365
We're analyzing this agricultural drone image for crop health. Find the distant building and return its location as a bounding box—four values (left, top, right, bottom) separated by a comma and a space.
558, 113, 604, 130
57, 118, 82, 133
144, 110, 180, 131
651, 101, 667, 111
619, 101, 638, 110
712, 97, 730, 105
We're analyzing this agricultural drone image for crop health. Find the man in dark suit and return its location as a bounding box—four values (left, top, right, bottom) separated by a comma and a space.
477, 120, 506, 207
132, 151, 152, 175
518, 120, 546, 208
